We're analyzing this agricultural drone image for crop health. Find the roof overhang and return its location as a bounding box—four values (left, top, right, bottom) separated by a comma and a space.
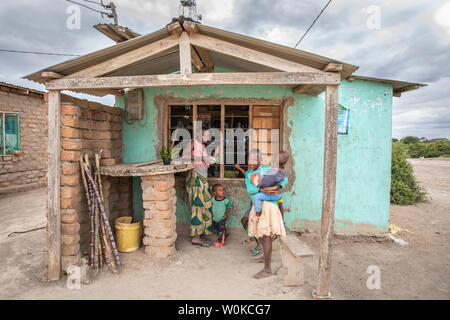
346, 75, 427, 97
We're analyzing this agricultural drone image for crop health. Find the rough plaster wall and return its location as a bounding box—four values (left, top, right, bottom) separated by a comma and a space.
116, 81, 393, 234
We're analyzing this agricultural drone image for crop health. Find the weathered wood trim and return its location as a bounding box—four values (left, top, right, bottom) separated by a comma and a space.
47, 72, 341, 90
183, 21, 214, 72
189, 33, 321, 73
167, 21, 182, 36
64, 34, 180, 79
323, 63, 343, 73
315, 84, 339, 298
179, 32, 192, 76
47, 90, 61, 281
41, 71, 63, 79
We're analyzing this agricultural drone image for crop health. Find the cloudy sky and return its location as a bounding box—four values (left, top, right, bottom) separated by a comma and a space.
1, 0, 449, 139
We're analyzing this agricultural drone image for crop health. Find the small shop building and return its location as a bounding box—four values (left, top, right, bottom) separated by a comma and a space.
25, 19, 425, 281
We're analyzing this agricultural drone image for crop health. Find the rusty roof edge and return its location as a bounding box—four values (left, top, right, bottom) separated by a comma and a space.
348, 75, 427, 93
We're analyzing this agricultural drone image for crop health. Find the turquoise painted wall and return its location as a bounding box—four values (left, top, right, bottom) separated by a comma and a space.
116, 80, 392, 234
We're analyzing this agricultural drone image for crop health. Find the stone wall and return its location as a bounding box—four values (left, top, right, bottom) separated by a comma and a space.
0, 88, 46, 195
48, 94, 133, 271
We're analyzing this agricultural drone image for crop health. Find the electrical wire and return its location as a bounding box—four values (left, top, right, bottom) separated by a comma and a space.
294, 0, 332, 48
0, 49, 80, 56
65, 0, 110, 15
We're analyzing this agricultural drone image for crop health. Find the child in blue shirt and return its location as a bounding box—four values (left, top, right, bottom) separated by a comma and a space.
253, 150, 289, 216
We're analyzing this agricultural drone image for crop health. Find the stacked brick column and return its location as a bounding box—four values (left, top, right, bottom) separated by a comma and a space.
142, 174, 177, 259
46, 94, 133, 271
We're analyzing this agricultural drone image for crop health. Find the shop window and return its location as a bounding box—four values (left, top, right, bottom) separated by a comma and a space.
0, 112, 20, 156
168, 104, 281, 179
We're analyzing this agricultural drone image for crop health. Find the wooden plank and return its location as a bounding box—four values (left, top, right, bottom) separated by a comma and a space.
323, 63, 343, 73
189, 33, 321, 73
280, 233, 314, 257
47, 90, 61, 281
41, 71, 63, 79
64, 34, 180, 79
47, 72, 341, 90
167, 21, 182, 36
183, 21, 214, 72
315, 84, 339, 299
220, 104, 225, 178
179, 32, 192, 76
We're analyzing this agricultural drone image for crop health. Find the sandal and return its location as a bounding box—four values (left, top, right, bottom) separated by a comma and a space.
192, 240, 211, 247
252, 248, 262, 256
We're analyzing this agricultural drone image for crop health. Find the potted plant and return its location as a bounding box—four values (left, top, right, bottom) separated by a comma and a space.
160, 146, 172, 165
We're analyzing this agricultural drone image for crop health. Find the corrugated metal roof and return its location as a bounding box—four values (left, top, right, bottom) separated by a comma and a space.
24, 20, 425, 96
0, 81, 45, 97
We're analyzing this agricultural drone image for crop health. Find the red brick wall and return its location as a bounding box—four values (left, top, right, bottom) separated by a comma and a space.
45, 94, 132, 271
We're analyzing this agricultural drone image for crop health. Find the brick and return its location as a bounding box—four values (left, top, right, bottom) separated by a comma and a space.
60, 186, 80, 199
61, 174, 79, 186
61, 209, 78, 224
144, 224, 176, 239
95, 121, 111, 131
60, 197, 80, 209
61, 222, 80, 235
61, 243, 80, 256
93, 111, 111, 121
100, 158, 116, 166
62, 233, 80, 246
61, 252, 81, 272
62, 116, 78, 128
154, 180, 175, 192
61, 105, 81, 117
143, 234, 177, 247
61, 139, 83, 151
61, 127, 82, 139
61, 151, 82, 162
62, 163, 79, 175
156, 197, 177, 211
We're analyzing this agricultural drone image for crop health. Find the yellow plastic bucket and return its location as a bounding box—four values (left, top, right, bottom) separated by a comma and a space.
115, 216, 142, 253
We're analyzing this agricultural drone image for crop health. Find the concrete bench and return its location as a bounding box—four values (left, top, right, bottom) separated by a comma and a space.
279, 232, 314, 286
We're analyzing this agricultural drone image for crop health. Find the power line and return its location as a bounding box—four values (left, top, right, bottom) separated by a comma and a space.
294, 0, 332, 48
65, 0, 110, 15
0, 49, 80, 57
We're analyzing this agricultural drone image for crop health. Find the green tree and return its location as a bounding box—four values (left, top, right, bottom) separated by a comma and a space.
408, 143, 426, 158
392, 138, 399, 143
390, 143, 427, 205
424, 140, 450, 158
400, 136, 420, 144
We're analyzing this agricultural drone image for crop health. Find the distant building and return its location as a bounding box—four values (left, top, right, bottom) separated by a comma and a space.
0, 82, 47, 195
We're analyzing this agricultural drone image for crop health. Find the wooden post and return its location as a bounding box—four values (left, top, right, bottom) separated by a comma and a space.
47, 90, 61, 281
179, 31, 192, 76
315, 84, 339, 299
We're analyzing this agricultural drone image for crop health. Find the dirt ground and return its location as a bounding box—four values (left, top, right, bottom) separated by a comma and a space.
0, 158, 449, 300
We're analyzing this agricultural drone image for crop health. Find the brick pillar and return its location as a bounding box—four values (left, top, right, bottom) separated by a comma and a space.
141, 174, 177, 259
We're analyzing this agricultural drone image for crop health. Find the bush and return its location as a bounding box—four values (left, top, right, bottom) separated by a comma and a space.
424, 140, 450, 158
390, 143, 427, 205
408, 143, 426, 158
400, 136, 420, 144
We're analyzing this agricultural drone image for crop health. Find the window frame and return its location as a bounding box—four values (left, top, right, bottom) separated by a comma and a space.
0, 111, 21, 156
165, 98, 284, 181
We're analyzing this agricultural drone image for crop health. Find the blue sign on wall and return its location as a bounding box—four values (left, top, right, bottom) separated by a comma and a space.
338, 104, 349, 134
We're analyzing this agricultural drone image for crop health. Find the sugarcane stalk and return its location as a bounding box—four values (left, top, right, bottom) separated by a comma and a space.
82, 162, 121, 267
95, 151, 104, 268
93, 170, 99, 270
101, 220, 119, 274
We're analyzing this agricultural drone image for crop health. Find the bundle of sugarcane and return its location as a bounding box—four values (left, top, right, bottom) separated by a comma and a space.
80, 152, 120, 274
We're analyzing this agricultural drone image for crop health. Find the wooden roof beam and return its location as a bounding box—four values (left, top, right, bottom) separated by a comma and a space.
63, 34, 180, 79
294, 63, 343, 95
189, 32, 319, 73
46, 72, 341, 91
183, 21, 214, 73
